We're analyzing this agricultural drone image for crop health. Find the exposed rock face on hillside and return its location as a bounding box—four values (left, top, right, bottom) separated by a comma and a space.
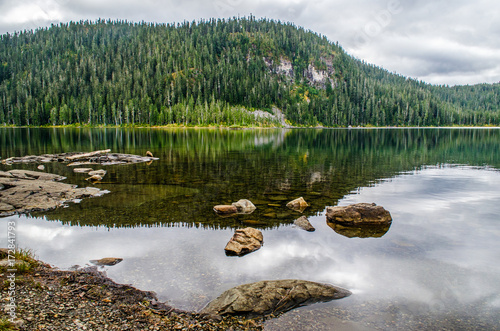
264, 56, 336, 90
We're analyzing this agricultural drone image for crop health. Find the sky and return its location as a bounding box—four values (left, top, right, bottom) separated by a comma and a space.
1, 0, 499, 86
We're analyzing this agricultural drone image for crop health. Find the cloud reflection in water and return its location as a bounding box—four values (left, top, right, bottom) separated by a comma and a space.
1, 165, 499, 325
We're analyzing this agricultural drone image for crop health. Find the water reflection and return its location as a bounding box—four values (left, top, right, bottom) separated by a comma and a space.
1, 127, 497, 229
1, 165, 499, 329
326, 221, 391, 238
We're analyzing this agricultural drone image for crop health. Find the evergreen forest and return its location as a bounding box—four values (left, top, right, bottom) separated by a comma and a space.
0, 17, 499, 127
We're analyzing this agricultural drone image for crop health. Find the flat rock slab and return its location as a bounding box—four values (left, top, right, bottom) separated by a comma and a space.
326, 203, 392, 225
200, 279, 351, 317
0, 170, 108, 217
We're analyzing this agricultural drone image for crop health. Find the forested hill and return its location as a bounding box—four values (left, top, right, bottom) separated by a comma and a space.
0, 17, 499, 127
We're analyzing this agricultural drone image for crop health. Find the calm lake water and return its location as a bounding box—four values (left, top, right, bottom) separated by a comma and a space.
1, 127, 499, 330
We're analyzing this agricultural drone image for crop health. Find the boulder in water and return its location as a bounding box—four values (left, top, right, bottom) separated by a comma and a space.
325, 203, 392, 225
224, 227, 263, 256
200, 279, 351, 317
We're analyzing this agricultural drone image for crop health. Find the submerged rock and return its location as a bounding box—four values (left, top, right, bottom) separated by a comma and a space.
231, 199, 256, 214
200, 279, 351, 317
286, 197, 309, 212
86, 175, 103, 182
89, 257, 123, 266
326, 203, 392, 225
88, 170, 107, 177
293, 216, 315, 232
224, 227, 263, 256
0, 170, 109, 216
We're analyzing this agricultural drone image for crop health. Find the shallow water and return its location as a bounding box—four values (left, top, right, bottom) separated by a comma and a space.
1, 128, 499, 330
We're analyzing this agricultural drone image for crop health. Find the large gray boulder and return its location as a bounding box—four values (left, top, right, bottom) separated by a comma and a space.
325, 203, 392, 225
224, 227, 263, 256
200, 279, 351, 317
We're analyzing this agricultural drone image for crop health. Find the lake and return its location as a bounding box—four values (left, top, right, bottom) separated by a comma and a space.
1, 127, 499, 330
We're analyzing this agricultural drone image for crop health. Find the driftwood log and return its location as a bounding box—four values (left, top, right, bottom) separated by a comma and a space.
65, 149, 111, 160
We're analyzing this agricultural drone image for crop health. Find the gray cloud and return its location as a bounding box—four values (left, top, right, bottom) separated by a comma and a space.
0, 0, 499, 85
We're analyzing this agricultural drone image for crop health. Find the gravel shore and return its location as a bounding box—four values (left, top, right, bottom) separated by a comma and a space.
0, 256, 263, 330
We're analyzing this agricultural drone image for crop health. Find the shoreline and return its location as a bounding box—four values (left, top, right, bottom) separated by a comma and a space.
0, 254, 263, 330
1, 124, 500, 130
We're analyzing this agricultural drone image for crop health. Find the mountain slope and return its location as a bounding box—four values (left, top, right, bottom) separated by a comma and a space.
0, 17, 499, 127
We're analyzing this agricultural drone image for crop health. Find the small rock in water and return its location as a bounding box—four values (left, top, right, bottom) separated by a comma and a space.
37, 165, 45, 170
89, 257, 123, 266
214, 205, 238, 215
286, 197, 309, 212
86, 175, 103, 182
231, 199, 256, 214
224, 227, 263, 256
294, 216, 315, 232
88, 169, 107, 177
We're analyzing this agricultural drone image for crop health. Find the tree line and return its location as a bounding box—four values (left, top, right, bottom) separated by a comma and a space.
0, 17, 499, 127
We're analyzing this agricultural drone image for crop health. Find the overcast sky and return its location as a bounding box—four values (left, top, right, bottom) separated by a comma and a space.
1, 0, 499, 86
